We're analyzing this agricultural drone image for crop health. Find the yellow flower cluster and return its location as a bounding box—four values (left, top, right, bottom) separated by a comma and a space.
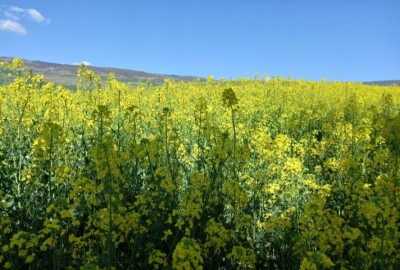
173, 237, 203, 270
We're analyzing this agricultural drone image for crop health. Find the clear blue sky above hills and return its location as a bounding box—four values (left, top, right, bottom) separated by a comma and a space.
1, 0, 399, 81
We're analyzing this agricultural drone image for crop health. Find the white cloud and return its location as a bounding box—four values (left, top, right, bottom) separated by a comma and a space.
4, 11, 20, 21
27, 9, 45, 23
0, 5, 48, 34
8, 6, 46, 23
0, 19, 27, 35
9, 6, 25, 13
73, 61, 92, 66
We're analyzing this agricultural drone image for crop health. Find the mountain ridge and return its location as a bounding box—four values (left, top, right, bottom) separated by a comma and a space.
1, 57, 399, 88
0, 56, 204, 89
363, 80, 400, 86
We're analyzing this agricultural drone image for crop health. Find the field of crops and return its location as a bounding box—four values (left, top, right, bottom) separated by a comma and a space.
1, 59, 400, 269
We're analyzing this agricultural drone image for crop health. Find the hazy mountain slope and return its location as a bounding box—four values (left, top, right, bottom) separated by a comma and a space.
0, 57, 203, 88
363, 80, 400, 86
1, 57, 398, 88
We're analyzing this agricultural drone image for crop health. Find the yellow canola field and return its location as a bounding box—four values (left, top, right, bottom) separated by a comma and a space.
0, 59, 399, 269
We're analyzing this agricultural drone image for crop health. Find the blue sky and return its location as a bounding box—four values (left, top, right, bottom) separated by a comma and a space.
1, 0, 399, 81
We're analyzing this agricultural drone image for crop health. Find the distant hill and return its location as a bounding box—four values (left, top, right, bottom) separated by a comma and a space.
363, 80, 400, 86
2, 57, 398, 89
0, 57, 203, 89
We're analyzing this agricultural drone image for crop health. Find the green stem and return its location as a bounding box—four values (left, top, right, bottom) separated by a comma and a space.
231, 105, 237, 181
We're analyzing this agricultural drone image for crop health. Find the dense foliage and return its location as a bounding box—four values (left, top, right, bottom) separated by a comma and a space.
1, 59, 399, 269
